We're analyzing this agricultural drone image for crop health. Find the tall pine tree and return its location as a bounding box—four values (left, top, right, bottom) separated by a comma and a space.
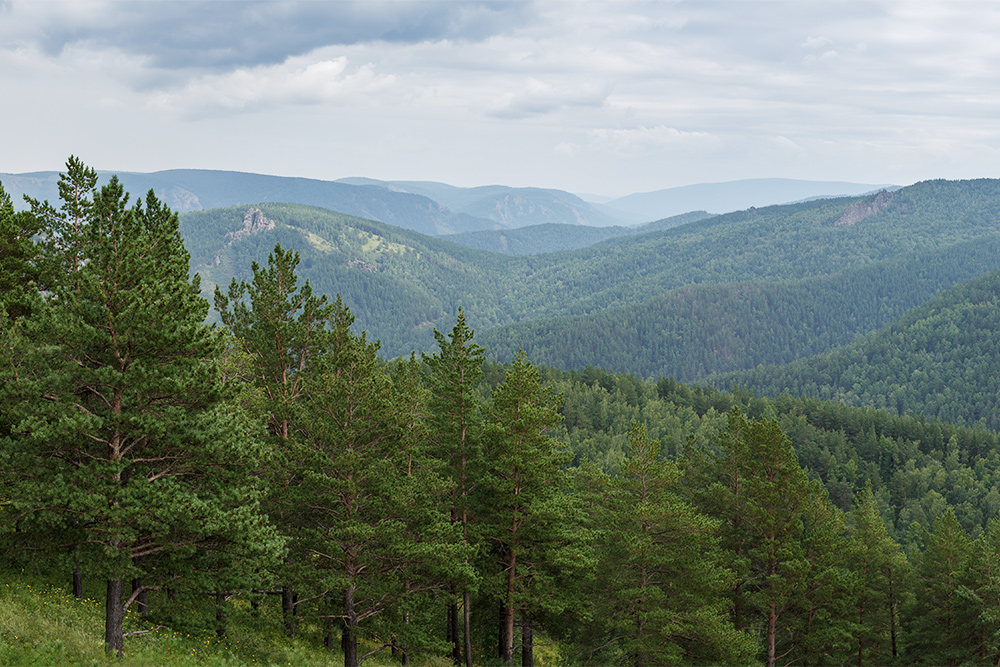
0, 164, 282, 657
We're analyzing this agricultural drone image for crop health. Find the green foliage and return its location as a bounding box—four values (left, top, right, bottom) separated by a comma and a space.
293, 300, 472, 667
721, 270, 1000, 429
1, 160, 283, 658
180, 179, 1000, 383
586, 424, 754, 665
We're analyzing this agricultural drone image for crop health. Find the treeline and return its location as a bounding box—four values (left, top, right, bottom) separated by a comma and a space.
546, 366, 1000, 542
7, 162, 1000, 667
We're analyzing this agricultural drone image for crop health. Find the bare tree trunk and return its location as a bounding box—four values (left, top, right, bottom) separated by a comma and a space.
447, 602, 458, 662
282, 587, 296, 638
503, 549, 517, 663
105, 578, 124, 658
344, 587, 359, 667
521, 611, 533, 667
402, 611, 411, 666
72, 546, 83, 599
498, 601, 505, 660
463, 591, 473, 667
215, 592, 227, 638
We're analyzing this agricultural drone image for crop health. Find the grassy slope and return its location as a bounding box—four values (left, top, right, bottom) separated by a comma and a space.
0, 568, 451, 667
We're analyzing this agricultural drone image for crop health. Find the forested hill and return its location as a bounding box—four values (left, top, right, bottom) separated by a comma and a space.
180, 178, 1000, 366
439, 210, 713, 254
712, 270, 1000, 430
480, 236, 1000, 380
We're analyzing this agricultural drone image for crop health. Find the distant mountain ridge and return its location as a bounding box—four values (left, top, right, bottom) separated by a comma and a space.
171, 178, 1000, 371
337, 177, 628, 227
439, 211, 713, 255
2, 167, 897, 247
605, 177, 898, 221
0, 169, 493, 237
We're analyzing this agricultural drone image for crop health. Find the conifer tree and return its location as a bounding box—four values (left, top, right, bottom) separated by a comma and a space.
688, 409, 814, 667
849, 483, 906, 666
214, 242, 334, 636
294, 300, 471, 667
0, 182, 43, 321
482, 351, 574, 664
423, 309, 485, 667
0, 165, 282, 657
593, 423, 754, 666
906, 510, 978, 664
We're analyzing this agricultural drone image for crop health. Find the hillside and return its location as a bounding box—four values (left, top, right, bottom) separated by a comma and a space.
439, 211, 713, 255
179, 179, 1000, 363
480, 236, 1000, 380
606, 177, 896, 220
712, 271, 1000, 430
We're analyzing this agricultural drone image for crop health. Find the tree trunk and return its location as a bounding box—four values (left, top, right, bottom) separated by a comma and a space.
215, 592, 227, 638
402, 611, 411, 666
344, 587, 359, 667
498, 601, 505, 660
447, 602, 457, 662
282, 587, 296, 638
889, 574, 898, 660
105, 578, 124, 658
72, 546, 83, 598
463, 591, 473, 667
132, 578, 148, 615
521, 611, 533, 667
767, 597, 777, 667
503, 549, 517, 663
326, 616, 335, 651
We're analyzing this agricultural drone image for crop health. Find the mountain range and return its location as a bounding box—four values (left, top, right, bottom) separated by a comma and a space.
5, 165, 996, 427
2, 168, 890, 242
171, 178, 1000, 429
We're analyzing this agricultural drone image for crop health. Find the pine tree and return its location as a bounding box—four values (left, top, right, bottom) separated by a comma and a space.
688, 409, 814, 667
848, 483, 907, 666
906, 510, 978, 664
482, 351, 576, 664
0, 166, 282, 657
423, 309, 486, 667
593, 423, 754, 666
214, 242, 334, 636
0, 182, 44, 321
294, 300, 471, 667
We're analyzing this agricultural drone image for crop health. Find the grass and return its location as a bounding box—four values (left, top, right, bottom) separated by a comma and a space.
0, 568, 453, 667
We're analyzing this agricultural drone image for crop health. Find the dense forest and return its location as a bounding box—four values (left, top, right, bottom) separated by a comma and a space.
712, 271, 1000, 430
177, 180, 1000, 383
6, 161, 1000, 667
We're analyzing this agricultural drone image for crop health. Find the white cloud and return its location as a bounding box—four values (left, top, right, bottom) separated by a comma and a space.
146, 53, 396, 118
588, 126, 718, 153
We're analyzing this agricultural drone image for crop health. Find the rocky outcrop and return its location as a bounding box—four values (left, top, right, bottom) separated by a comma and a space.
834, 189, 894, 226
227, 208, 276, 243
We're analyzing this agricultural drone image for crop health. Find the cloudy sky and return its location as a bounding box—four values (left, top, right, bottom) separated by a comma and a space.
2, 0, 1000, 197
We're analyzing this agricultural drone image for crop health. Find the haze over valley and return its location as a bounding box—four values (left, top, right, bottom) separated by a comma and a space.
5, 2, 1000, 666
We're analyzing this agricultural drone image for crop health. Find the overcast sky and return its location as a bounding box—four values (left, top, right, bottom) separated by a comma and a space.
3, 0, 1000, 197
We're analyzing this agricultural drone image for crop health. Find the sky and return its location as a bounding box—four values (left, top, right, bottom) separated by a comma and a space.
3, 0, 1000, 198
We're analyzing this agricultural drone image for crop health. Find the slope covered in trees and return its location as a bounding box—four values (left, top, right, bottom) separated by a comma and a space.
713, 270, 1000, 429
439, 211, 712, 255
180, 179, 1000, 366
9, 163, 1000, 667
